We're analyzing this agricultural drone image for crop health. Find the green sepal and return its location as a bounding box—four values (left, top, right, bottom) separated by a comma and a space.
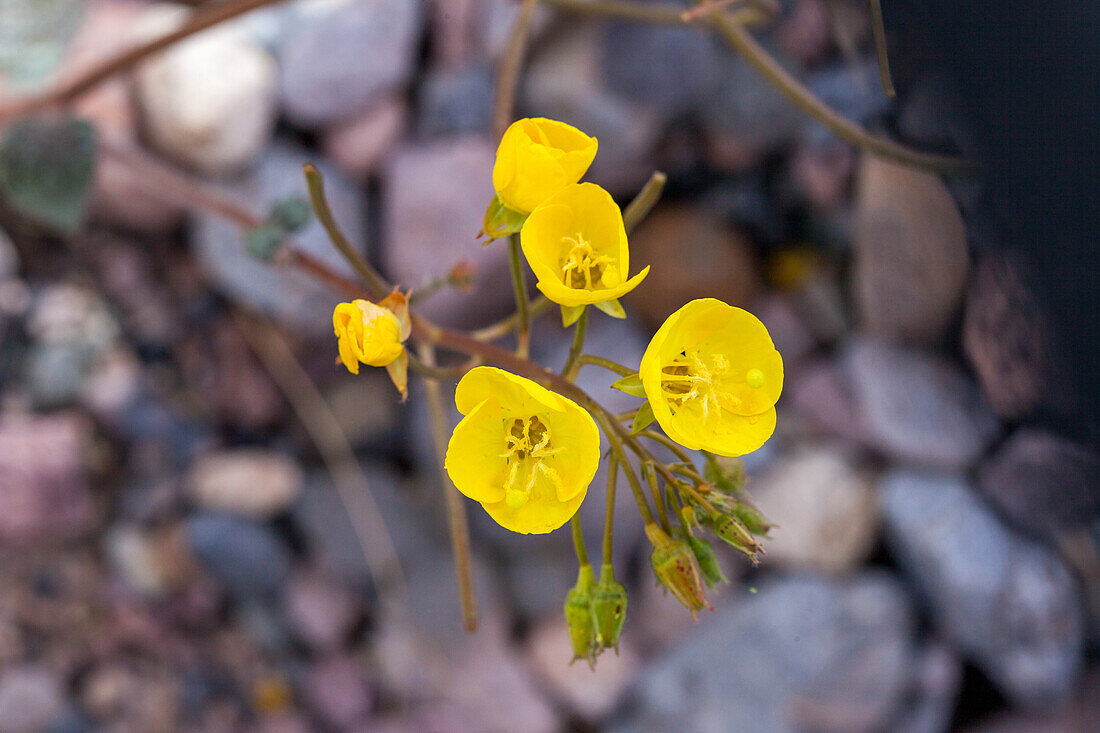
593, 298, 626, 319
631, 400, 656, 435
563, 564, 598, 668
481, 195, 527, 241
561, 304, 586, 328
611, 372, 645, 398
589, 563, 628, 653
685, 534, 729, 588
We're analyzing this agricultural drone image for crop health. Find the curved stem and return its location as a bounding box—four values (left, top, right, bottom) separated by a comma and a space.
571, 513, 590, 567
642, 461, 671, 532
562, 307, 589, 381
471, 295, 551, 341
868, 0, 897, 98
405, 353, 468, 381
622, 171, 667, 233
602, 453, 618, 564
594, 411, 654, 525
576, 354, 635, 377
638, 428, 695, 466
492, 0, 540, 139
507, 234, 531, 357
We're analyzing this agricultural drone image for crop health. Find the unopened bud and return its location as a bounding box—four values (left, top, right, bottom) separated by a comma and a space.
563, 564, 597, 668
708, 513, 765, 565
590, 563, 628, 653
685, 534, 728, 588
646, 523, 711, 619
704, 455, 746, 495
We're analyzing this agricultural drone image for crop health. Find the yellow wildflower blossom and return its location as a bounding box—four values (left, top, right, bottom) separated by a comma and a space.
492, 118, 598, 214
520, 183, 650, 314
639, 298, 783, 456
445, 367, 600, 534
332, 291, 411, 398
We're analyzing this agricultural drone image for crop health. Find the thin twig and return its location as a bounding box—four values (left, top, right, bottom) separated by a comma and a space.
622, 171, 667, 233
642, 461, 671, 531
594, 411, 654, 525
570, 513, 591, 567
507, 234, 531, 356
419, 342, 478, 632
562, 307, 589, 381
540, 0, 768, 26
638, 428, 695, 465
868, 0, 896, 98
0, 0, 290, 122
492, 0, 540, 139
602, 453, 618, 564
576, 354, 635, 377
470, 295, 552, 341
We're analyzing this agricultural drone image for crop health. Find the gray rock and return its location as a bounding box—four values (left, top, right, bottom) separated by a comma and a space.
282, 570, 361, 652
0, 667, 65, 733
26, 341, 94, 408
416, 64, 494, 138
844, 339, 1000, 469
881, 470, 1084, 707
191, 140, 367, 337
187, 448, 303, 519
616, 573, 915, 733
0, 226, 17, 279
186, 513, 293, 597
893, 642, 963, 733
278, 0, 422, 127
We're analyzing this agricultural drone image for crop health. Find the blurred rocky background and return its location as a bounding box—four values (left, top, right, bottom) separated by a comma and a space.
0, 0, 1097, 731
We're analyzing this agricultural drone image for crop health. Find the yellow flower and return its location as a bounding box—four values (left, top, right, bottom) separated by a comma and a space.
445, 367, 600, 534
332, 291, 411, 398
520, 183, 650, 315
492, 118, 598, 214
639, 298, 783, 456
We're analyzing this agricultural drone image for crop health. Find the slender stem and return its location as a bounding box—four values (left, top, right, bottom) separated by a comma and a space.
670, 463, 708, 486
613, 409, 639, 423
419, 342, 478, 632
638, 428, 695, 466
303, 164, 392, 296
602, 453, 618, 564
643, 461, 671, 531
594, 411, 654, 525
709, 13, 972, 174
868, 0, 896, 98
471, 295, 551, 341
622, 171, 667, 233
492, 0, 540, 139
570, 513, 590, 567
576, 354, 635, 377
562, 307, 589, 381
540, 0, 768, 27
507, 234, 531, 357
405, 354, 468, 381
0, 0, 290, 123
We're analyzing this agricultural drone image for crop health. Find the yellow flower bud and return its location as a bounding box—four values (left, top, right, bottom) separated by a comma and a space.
333, 299, 404, 373
492, 118, 598, 214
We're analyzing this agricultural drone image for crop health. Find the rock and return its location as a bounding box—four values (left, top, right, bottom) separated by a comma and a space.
282, 570, 360, 652
187, 449, 303, 519
0, 0, 83, 88
853, 154, 969, 345
191, 140, 368, 337
322, 371, 401, 452
893, 642, 963, 733
752, 293, 818, 368
962, 252, 1053, 419
382, 137, 513, 328
0, 227, 16, 279
775, 0, 831, 67
26, 341, 94, 408
278, 0, 422, 127
302, 655, 373, 729
186, 513, 293, 598
525, 615, 640, 722
105, 524, 172, 597
749, 445, 877, 573
844, 339, 1000, 469
0, 667, 65, 733
977, 429, 1100, 541
790, 137, 855, 212
416, 64, 494, 138
322, 96, 408, 179
28, 282, 119, 349
880, 470, 1084, 707
135, 6, 277, 174
624, 204, 759, 328
898, 74, 976, 154
617, 574, 914, 732
0, 412, 96, 546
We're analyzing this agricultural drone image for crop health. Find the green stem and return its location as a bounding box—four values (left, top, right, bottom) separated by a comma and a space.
643, 461, 671, 532
562, 307, 589, 381
602, 453, 618, 564
471, 295, 551, 341
594, 410, 654, 525
507, 234, 531, 357
541, 0, 767, 27
638, 428, 695, 466
576, 354, 635, 377
571, 513, 590, 567
622, 171, 667, 233
405, 354, 468, 381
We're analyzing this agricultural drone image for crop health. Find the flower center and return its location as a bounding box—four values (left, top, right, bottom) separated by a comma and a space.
660, 350, 765, 423
560, 234, 619, 290
500, 416, 564, 508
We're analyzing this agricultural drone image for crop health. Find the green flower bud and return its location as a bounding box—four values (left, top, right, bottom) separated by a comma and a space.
708, 513, 765, 565
480, 194, 527, 241
646, 523, 711, 619
685, 534, 728, 588
563, 564, 597, 668
590, 563, 628, 653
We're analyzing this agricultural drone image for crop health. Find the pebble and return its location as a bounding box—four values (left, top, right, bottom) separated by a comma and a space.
0, 667, 65, 733
302, 655, 373, 730
416, 63, 494, 138
616, 573, 914, 732
893, 642, 963, 733
843, 339, 1000, 469
749, 445, 877, 574
853, 155, 969, 345
278, 0, 423, 127
322, 96, 408, 180
187, 449, 303, 519
0, 227, 18, 279
752, 293, 818, 368
191, 140, 368, 337
881, 470, 1084, 707
135, 6, 278, 174
186, 513, 293, 598
105, 523, 172, 597
282, 570, 360, 652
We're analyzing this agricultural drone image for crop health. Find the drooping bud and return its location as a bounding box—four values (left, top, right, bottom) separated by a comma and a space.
685, 533, 728, 588
590, 563, 628, 653
646, 523, 711, 619
563, 564, 597, 668
707, 513, 765, 565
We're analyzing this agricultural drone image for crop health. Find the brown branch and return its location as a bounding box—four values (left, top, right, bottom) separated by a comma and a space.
868, 0, 897, 98
493, 0, 540, 140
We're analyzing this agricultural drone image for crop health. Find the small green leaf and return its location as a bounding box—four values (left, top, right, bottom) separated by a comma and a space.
631, 400, 656, 435
0, 117, 96, 232
561, 304, 586, 327
594, 298, 626, 319
611, 372, 646, 398
243, 223, 284, 262
269, 197, 312, 233
481, 195, 527, 241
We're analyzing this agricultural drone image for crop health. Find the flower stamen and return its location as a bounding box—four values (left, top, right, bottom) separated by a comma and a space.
560, 234, 619, 291
501, 415, 562, 508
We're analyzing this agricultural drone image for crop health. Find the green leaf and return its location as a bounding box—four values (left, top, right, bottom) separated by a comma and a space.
242, 223, 284, 262
480, 194, 527, 241
611, 372, 646, 398
269, 197, 312, 233
0, 117, 96, 233
594, 298, 626, 319
561, 304, 586, 327
631, 400, 656, 435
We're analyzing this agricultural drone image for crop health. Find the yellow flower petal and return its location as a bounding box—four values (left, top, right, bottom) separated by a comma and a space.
332, 298, 406, 375
492, 118, 598, 214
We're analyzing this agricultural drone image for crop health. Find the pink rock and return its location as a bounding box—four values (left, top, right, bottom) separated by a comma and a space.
303, 655, 373, 730
322, 97, 408, 180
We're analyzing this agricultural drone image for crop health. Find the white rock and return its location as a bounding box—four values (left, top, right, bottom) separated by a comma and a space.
187, 449, 303, 518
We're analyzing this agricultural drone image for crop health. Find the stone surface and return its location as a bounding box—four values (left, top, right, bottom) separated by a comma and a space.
282, 570, 360, 652
187, 449, 303, 519
279, 0, 422, 127
844, 339, 1000, 469
853, 154, 969, 345
416, 63, 494, 138
624, 204, 759, 328
302, 655, 373, 729
977, 429, 1100, 541
192, 140, 367, 337
0, 667, 65, 733
881, 470, 1084, 707
322, 96, 408, 179
382, 137, 513, 328
752, 293, 818, 368
136, 7, 278, 174
186, 513, 293, 598
749, 445, 877, 573
616, 574, 914, 733
893, 642, 963, 733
